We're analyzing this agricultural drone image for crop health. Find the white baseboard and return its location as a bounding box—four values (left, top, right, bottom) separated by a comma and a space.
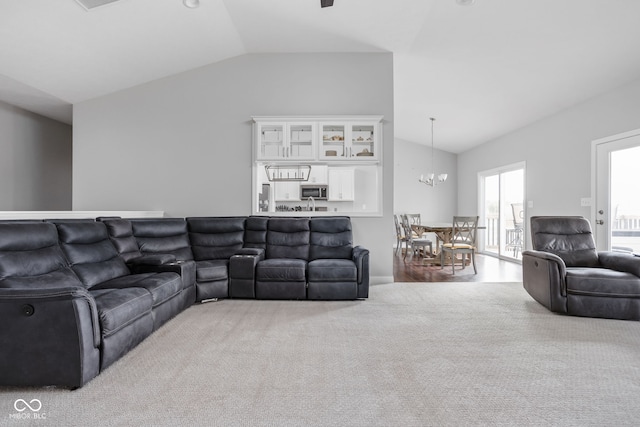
371, 276, 394, 285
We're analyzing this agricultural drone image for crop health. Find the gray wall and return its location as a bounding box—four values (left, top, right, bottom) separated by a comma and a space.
0, 100, 72, 210
394, 138, 457, 221
457, 77, 640, 250
73, 53, 395, 282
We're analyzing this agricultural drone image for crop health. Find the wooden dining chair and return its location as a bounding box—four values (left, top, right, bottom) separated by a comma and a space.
440, 216, 479, 274
401, 214, 433, 260
394, 214, 408, 255
405, 213, 424, 237
406, 213, 421, 225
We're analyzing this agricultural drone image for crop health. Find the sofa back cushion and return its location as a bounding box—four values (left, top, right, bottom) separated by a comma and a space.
244, 217, 268, 250
530, 216, 600, 267
99, 218, 142, 262
266, 218, 310, 260
0, 222, 83, 289
52, 221, 130, 288
187, 217, 246, 260
130, 219, 194, 261
309, 217, 353, 260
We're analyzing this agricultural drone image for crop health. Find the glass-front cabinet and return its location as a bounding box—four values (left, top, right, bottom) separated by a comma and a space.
288, 123, 315, 159
252, 116, 383, 216
256, 121, 316, 160
319, 122, 378, 161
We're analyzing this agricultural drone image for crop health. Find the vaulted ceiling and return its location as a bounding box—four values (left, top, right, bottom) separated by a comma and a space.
2, 0, 640, 153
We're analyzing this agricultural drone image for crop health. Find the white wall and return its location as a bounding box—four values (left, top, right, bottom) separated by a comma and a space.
0, 100, 72, 210
394, 138, 458, 221
457, 77, 640, 250
73, 53, 394, 282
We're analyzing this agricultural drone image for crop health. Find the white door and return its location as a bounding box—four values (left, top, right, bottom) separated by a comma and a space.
593, 129, 640, 251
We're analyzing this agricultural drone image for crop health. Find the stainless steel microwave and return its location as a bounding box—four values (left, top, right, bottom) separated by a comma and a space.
300, 185, 327, 200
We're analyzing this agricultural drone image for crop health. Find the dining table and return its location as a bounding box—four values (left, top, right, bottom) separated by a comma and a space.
411, 222, 486, 265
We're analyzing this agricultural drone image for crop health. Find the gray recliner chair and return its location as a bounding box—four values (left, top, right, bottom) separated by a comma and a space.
522, 216, 640, 320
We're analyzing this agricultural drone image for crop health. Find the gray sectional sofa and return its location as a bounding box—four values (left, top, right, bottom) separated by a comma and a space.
0, 216, 369, 388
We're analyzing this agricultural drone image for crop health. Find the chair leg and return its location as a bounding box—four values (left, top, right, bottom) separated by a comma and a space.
472, 252, 477, 274
451, 252, 455, 275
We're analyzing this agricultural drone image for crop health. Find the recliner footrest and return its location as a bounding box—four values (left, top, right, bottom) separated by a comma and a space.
256, 258, 307, 300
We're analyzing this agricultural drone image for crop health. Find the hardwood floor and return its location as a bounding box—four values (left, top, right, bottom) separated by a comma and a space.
393, 250, 522, 282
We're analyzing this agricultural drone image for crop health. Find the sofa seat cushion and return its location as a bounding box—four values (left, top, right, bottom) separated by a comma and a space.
308, 259, 357, 282
91, 288, 153, 338
195, 260, 228, 283
566, 267, 640, 298
257, 259, 307, 282
91, 272, 182, 307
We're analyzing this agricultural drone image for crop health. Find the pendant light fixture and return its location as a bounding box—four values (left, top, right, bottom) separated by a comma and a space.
183, 0, 200, 8
418, 117, 448, 187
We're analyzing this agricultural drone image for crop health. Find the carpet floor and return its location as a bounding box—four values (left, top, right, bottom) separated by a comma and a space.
2, 282, 640, 426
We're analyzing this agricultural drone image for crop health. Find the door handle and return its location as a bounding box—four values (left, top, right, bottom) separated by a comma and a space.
596, 220, 604, 225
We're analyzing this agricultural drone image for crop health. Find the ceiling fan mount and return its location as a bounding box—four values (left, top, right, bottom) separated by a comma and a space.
321, 0, 334, 8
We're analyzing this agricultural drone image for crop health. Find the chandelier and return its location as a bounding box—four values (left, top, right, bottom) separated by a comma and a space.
418, 117, 448, 187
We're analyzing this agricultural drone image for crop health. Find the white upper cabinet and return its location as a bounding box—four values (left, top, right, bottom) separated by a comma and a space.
328, 168, 355, 201
255, 121, 317, 161
254, 116, 382, 162
349, 122, 377, 159
287, 123, 316, 159
319, 121, 379, 161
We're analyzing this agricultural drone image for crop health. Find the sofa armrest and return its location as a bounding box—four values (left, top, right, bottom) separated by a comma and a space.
0, 287, 101, 388
598, 251, 640, 277
522, 250, 568, 314
523, 250, 567, 277
229, 251, 264, 299
235, 247, 265, 257
353, 245, 370, 298
130, 259, 196, 289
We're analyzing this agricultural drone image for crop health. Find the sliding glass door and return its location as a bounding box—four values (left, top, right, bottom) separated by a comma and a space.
479, 163, 525, 261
